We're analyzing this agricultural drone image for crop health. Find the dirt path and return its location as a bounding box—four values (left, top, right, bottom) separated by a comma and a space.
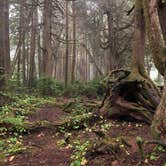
6, 106, 72, 166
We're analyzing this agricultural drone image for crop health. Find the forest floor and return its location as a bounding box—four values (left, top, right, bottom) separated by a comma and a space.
2, 97, 166, 166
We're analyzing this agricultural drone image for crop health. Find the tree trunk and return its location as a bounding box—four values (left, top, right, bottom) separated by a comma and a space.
20, 0, 27, 86
17, 50, 21, 85
158, 0, 166, 43
152, 81, 166, 138
65, 0, 69, 87
0, 0, 10, 90
28, 1, 37, 87
106, 0, 119, 70
43, 0, 53, 76
143, 0, 165, 76
71, 1, 76, 83
17, 0, 26, 85
143, 0, 166, 137
38, 33, 43, 77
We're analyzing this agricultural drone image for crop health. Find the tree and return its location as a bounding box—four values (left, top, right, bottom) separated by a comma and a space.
28, 0, 38, 87
19, 0, 27, 86
43, 0, 53, 76
158, 0, 166, 43
143, 0, 166, 137
65, 0, 69, 86
71, 0, 77, 83
106, 0, 119, 70
100, 0, 161, 124
0, 0, 11, 90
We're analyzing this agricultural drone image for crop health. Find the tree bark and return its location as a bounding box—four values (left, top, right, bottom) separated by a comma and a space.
71, 1, 77, 83
152, 80, 166, 138
106, 0, 119, 70
65, 0, 69, 87
0, 0, 11, 90
143, 0, 166, 76
28, 1, 37, 87
43, 0, 53, 76
157, 0, 166, 43
143, 0, 166, 137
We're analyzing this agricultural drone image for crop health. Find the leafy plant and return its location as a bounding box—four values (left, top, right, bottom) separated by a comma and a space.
7, 76, 28, 93
64, 78, 105, 98
154, 145, 165, 153
36, 76, 64, 96
57, 139, 67, 147
101, 122, 113, 132
149, 152, 159, 161
0, 137, 26, 156
70, 140, 91, 166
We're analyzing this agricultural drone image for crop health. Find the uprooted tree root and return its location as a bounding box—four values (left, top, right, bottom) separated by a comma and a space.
100, 69, 161, 124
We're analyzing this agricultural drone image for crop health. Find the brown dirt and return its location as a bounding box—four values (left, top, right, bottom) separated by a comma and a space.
87, 120, 166, 166
28, 105, 68, 124
5, 106, 72, 166
4, 100, 166, 166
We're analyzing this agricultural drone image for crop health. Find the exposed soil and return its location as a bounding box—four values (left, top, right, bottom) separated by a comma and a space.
6, 106, 72, 166
4, 99, 166, 166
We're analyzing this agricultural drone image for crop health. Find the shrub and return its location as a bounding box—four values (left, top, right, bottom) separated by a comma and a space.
64, 81, 84, 97
6, 73, 28, 94
81, 79, 105, 98
7, 76, 19, 92
64, 78, 106, 98
36, 76, 64, 96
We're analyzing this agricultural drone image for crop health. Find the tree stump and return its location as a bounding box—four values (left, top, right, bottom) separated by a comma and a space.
100, 69, 161, 124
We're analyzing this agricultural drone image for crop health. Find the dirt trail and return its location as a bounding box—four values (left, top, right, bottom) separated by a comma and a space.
6, 106, 72, 166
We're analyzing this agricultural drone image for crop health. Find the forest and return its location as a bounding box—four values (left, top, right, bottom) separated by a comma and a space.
0, 0, 166, 165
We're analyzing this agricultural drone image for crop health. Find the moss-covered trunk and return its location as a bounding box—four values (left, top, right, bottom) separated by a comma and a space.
143, 0, 166, 137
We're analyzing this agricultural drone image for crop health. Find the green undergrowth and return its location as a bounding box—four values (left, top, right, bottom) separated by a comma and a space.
0, 92, 55, 162
63, 78, 105, 98
35, 76, 64, 96
0, 137, 26, 163
0, 94, 55, 133
70, 140, 91, 166
63, 102, 95, 115
58, 102, 99, 133
58, 113, 92, 133
7, 76, 105, 98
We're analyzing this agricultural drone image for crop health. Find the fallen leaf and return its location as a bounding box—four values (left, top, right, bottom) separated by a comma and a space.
9, 156, 15, 162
